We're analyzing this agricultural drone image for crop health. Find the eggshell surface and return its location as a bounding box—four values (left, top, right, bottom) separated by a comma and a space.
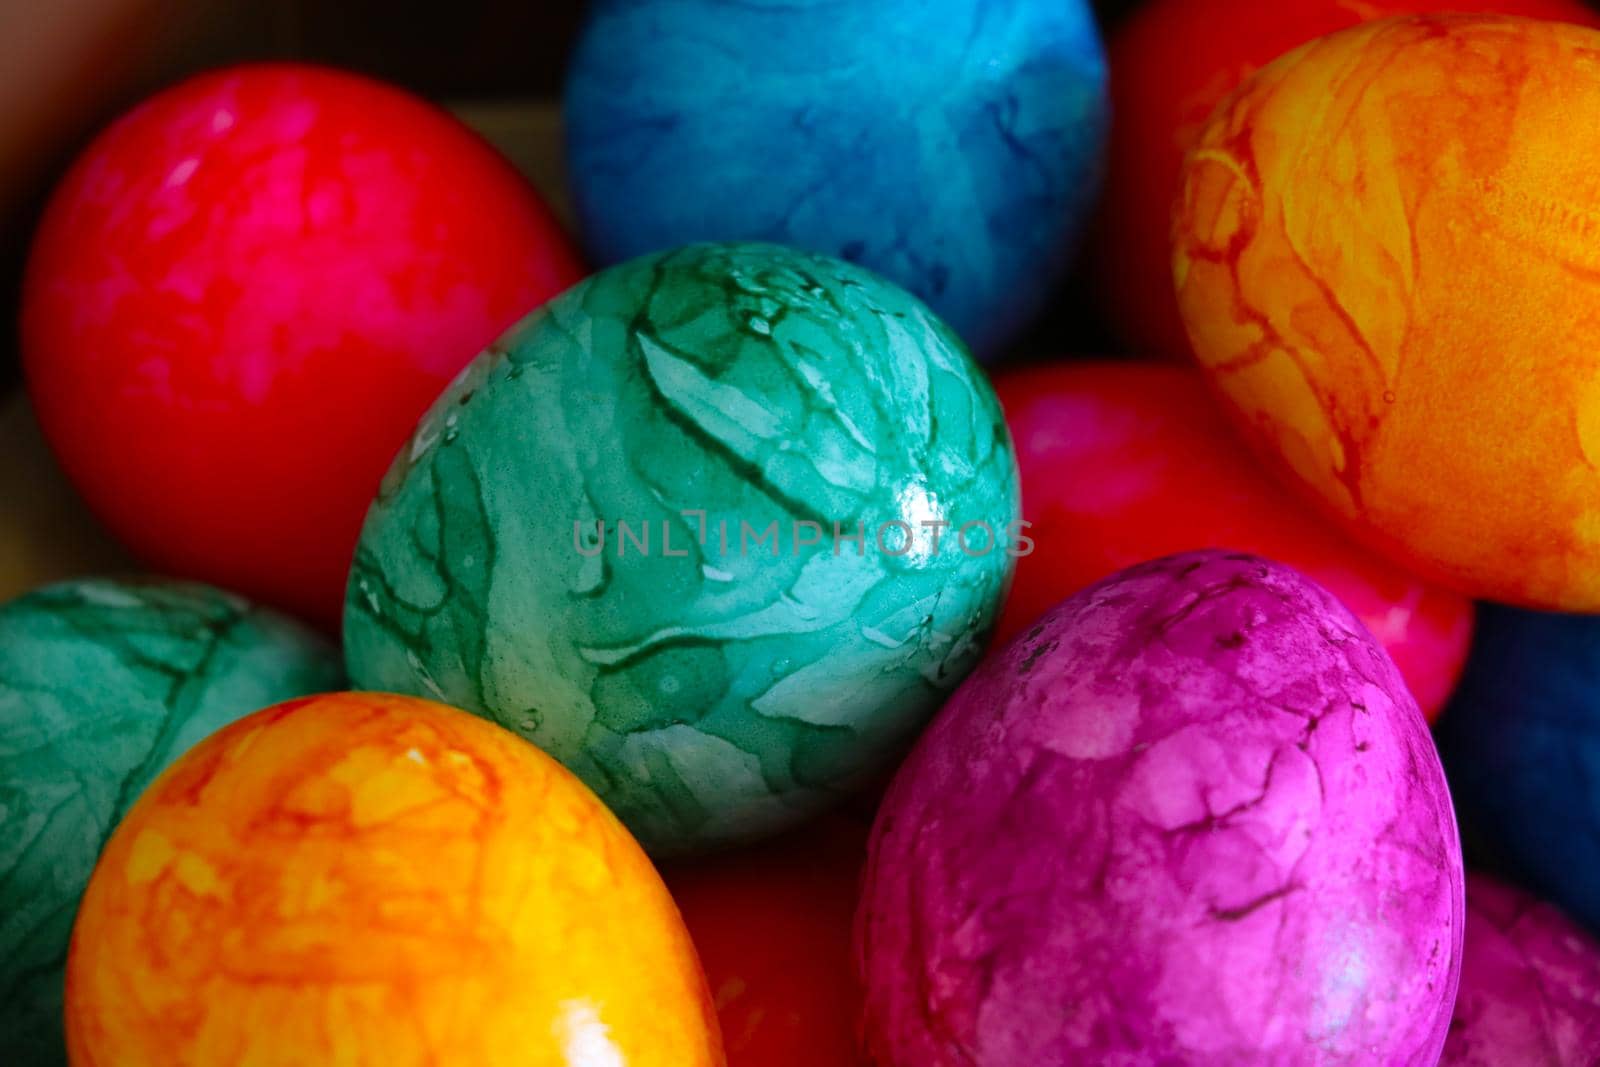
63, 691, 724, 1067
665, 816, 867, 1067
1442, 873, 1600, 1067
857, 550, 1464, 1065
0, 578, 339, 1067
1174, 14, 1600, 610
343, 242, 1019, 855
992, 361, 1473, 718
1438, 605, 1600, 934
1097, 0, 1599, 359
563, 0, 1107, 358
22, 63, 582, 628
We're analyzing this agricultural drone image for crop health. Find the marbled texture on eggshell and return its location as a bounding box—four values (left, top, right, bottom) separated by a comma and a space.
563, 0, 1108, 358
0, 578, 340, 1067
1442, 874, 1600, 1067
990, 361, 1474, 720
857, 550, 1464, 1066
63, 693, 724, 1067
343, 241, 1019, 855
1437, 606, 1600, 936
1173, 14, 1600, 610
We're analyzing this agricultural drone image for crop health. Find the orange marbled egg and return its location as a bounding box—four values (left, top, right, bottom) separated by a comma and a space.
1174, 13, 1600, 610
63, 692, 724, 1067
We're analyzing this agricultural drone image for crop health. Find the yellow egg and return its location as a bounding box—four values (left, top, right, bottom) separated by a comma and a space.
1174, 13, 1600, 610
64, 692, 725, 1067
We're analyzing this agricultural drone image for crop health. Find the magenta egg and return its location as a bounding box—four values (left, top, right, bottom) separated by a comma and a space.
856, 550, 1464, 1065
1443, 873, 1600, 1066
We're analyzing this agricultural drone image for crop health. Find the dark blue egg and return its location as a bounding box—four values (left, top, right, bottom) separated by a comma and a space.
562, 0, 1108, 360
1437, 604, 1600, 932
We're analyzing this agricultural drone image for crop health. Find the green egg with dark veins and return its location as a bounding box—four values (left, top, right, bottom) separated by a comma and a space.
0, 577, 342, 1067
343, 242, 1020, 854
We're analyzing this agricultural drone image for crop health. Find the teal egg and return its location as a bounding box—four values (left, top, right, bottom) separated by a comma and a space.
344, 242, 1020, 854
0, 577, 341, 1067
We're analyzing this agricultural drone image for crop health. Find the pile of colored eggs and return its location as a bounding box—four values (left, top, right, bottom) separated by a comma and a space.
7, 1, 1600, 1064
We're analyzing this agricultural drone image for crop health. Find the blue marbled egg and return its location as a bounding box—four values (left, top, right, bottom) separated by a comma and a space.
563, 0, 1108, 359
1437, 605, 1600, 934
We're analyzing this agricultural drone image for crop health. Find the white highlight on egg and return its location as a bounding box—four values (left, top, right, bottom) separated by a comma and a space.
895, 480, 944, 563
165, 158, 200, 188
553, 1000, 625, 1067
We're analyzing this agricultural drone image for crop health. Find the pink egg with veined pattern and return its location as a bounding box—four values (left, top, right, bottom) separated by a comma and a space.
856, 549, 1463, 1065
1443, 873, 1600, 1066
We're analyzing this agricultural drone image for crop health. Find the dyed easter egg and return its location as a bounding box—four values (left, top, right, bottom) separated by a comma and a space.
0, 578, 339, 1067
563, 0, 1107, 358
22, 63, 582, 628
1437, 606, 1600, 934
1097, 0, 1598, 359
1174, 15, 1600, 610
344, 242, 1019, 854
1443, 873, 1600, 1066
64, 692, 723, 1067
665, 816, 867, 1067
858, 550, 1464, 1065
994, 361, 1473, 719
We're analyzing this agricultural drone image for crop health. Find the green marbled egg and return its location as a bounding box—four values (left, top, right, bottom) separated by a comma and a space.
344, 242, 1019, 854
0, 577, 341, 1066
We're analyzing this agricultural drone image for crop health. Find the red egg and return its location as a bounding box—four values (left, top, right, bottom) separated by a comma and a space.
22, 63, 583, 627
1094, 0, 1599, 359
664, 817, 867, 1067
993, 362, 1473, 721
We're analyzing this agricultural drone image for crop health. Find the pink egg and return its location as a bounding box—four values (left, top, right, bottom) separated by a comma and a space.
1443, 873, 1600, 1066
856, 550, 1464, 1065
21, 63, 583, 629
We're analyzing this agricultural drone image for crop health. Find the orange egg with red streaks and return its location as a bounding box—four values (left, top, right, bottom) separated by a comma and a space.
63, 692, 725, 1067
1097, 0, 1598, 361
1175, 13, 1600, 611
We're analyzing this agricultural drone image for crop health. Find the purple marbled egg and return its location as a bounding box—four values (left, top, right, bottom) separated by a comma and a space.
856, 550, 1464, 1065
1443, 873, 1600, 1066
